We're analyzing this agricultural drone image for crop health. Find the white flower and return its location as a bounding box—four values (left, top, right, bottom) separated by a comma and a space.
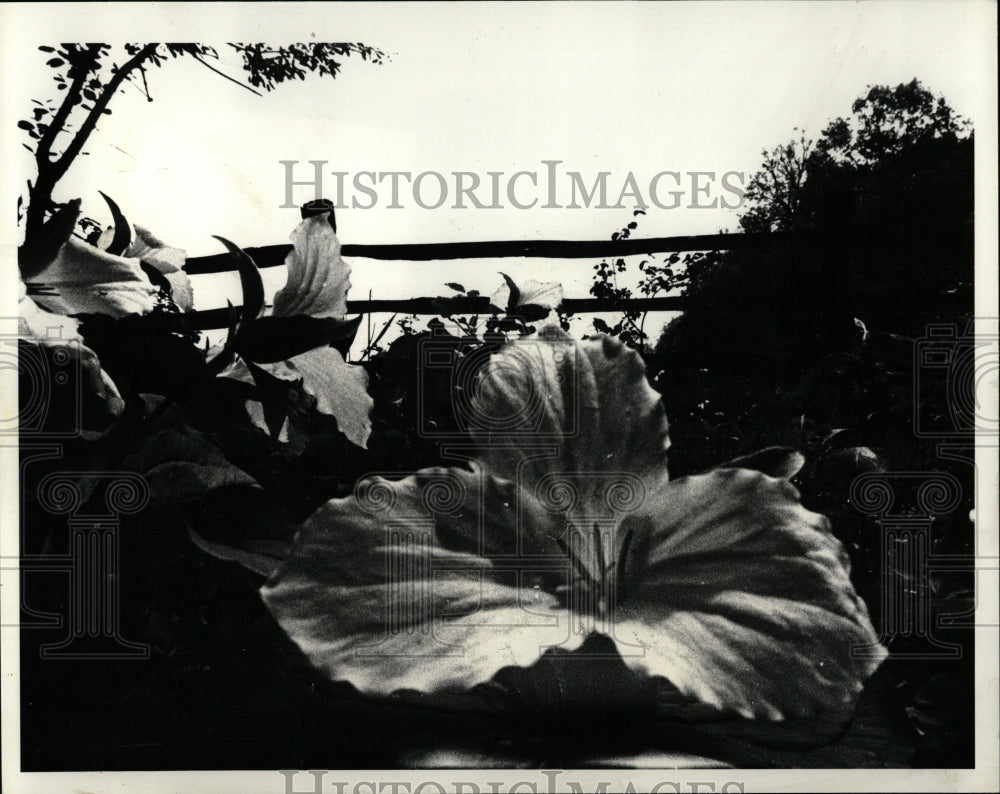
224, 213, 372, 449
25, 236, 158, 318
17, 281, 124, 432
261, 329, 886, 722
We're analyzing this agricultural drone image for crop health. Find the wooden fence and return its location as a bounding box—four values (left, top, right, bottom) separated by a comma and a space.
183, 230, 794, 330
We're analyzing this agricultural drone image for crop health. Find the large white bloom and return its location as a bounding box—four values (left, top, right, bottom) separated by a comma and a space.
226, 213, 372, 449
261, 328, 885, 722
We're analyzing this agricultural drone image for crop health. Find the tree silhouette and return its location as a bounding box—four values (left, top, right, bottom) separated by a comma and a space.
656, 79, 972, 375
739, 129, 814, 233
18, 42, 385, 273
817, 78, 969, 165
738, 80, 970, 236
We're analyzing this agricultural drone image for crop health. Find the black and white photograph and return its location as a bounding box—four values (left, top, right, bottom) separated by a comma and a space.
1, 2, 997, 791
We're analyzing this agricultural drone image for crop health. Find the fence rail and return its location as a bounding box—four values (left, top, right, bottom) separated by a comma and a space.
185, 296, 688, 331
183, 231, 790, 274
182, 230, 797, 329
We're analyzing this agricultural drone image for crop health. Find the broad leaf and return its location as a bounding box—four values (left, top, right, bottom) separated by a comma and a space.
278, 346, 372, 449
189, 525, 289, 579
241, 346, 373, 449
713, 446, 805, 479
471, 328, 671, 535
125, 426, 260, 502
257, 330, 884, 722
235, 315, 363, 363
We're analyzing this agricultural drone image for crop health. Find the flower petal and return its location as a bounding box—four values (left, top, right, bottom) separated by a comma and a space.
126, 224, 193, 311
470, 329, 670, 578
18, 281, 81, 341
280, 346, 373, 449
18, 283, 124, 431
26, 237, 158, 318
491, 277, 564, 311
472, 329, 669, 486
272, 214, 351, 319
261, 468, 583, 694
612, 468, 886, 721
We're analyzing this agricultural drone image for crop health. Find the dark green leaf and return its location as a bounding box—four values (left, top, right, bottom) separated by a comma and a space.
98, 191, 132, 255
235, 314, 363, 363
498, 272, 520, 311
212, 235, 265, 326
245, 359, 291, 440
18, 198, 82, 279
124, 426, 260, 502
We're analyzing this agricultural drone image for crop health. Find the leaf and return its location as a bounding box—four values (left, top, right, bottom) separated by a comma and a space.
272, 214, 351, 319
287, 346, 372, 448
259, 332, 883, 724
46, 58, 64, 67
445, 282, 466, 293
714, 446, 805, 479
189, 525, 288, 578
213, 235, 265, 325
251, 346, 373, 449
244, 359, 291, 440
124, 426, 260, 502
97, 191, 133, 255
613, 469, 886, 721
234, 315, 362, 363
18, 198, 82, 280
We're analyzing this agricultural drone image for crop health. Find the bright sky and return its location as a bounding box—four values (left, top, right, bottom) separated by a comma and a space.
1, 1, 996, 344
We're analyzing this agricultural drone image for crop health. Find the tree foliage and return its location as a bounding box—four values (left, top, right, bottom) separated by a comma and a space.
739, 129, 813, 233
657, 78, 973, 376
18, 42, 385, 270
642, 80, 975, 765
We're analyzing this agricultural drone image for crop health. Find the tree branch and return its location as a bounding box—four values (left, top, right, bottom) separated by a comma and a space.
189, 53, 262, 96
34, 44, 103, 168
51, 43, 160, 184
